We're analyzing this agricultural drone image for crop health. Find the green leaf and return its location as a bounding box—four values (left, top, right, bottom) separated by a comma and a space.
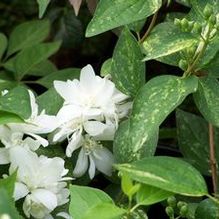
0, 171, 17, 197
7, 20, 50, 56
204, 52, 219, 78
37, 88, 63, 115
136, 184, 173, 206
101, 59, 112, 77
37, 0, 51, 18
115, 156, 208, 196
176, 109, 219, 176
0, 111, 24, 125
14, 42, 61, 80
0, 33, 7, 60
195, 199, 219, 219
114, 75, 198, 163
0, 86, 31, 119
114, 119, 158, 163
69, 185, 113, 219
27, 60, 57, 76
142, 22, 197, 61
37, 68, 80, 88
82, 203, 126, 219
111, 28, 145, 97
0, 79, 17, 93
193, 77, 219, 127
86, 0, 162, 37
0, 189, 23, 219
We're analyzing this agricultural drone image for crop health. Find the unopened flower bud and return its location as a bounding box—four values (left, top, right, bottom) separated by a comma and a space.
167, 196, 177, 207
181, 18, 189, 30
180, 205, 188, 217
174, 18, 181, 27
165, 206, 174, 217
209, 15, 216, 25
177, 201, 187, 209
179, 59, 187, 70
204, 4, 213, 19
192, 22, 202, 34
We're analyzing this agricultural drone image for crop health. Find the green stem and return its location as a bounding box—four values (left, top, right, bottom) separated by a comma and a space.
183, 24, 211, 77
207, 194, 219, 206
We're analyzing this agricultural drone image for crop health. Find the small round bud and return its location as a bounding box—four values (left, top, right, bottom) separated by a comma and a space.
181, 18, 189, 30
180, 205, 188, 217
167, 196, 177, 207
204, 4, 213, 18
174, 18, 181, 27
192, 22, 202, 34
177, 201, 187, 209
179, 59, 187, 70
209, 15, 216, 25
165, 206, 174, 217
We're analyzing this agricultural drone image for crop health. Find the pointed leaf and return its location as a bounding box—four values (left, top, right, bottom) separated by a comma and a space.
193, 77, 219, 127
37, 0, 51, 18
7, 20, 50, 56
112, 28, 145, 97
142, 22, 197, 61
37, 88, 63, 115
14, 42, 61, 80
69, 185, 113, 219
86, 0, 162, 37
176, 109, 219, 176
37, 68, 80, 88
115, 156, 208, 196
0, 86, 31, 119
82, 203, 126, 219
136, 184, 173, 206
0, 33, 7, 60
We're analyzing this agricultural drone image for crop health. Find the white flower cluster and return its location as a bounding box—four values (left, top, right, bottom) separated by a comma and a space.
0, 64, 131, 219
53, 65, 131, 179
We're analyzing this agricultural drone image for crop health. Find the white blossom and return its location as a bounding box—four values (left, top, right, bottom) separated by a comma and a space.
52, 64, 131, 178
9, 146, 70, 219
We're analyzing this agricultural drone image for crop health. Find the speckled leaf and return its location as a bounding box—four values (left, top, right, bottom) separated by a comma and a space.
111, 28, 145, 97
142, 22, 197, 61
129, 75, 198, 157
195, 199, 219, 219
37, 68, 80, 88
7, 20, 50, 56
176, 109, 219, 176
113, 119, 158, 163
115, 156, 208, 196
193, 77, 219, 127
86, 0, 162, 37
136, 184, 173, 206
0, 33, 7, 60
0, 86, 31, 119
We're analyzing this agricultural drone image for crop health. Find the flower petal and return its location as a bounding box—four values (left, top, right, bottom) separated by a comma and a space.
14, 182, 29, 201
66, 129, 83, 157
93, 147, 114, 176
0, 148, 10, 164
88, 155, 96, 179
73, 148, 88, 177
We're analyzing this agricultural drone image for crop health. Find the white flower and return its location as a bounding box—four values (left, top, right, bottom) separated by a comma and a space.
72, 135, 114, 179
8, 90, 59, 147
9, 146, 70, 219
54, 64, 130, 125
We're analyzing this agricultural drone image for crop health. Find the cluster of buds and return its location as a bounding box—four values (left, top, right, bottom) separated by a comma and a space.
165, 196, 189, 219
